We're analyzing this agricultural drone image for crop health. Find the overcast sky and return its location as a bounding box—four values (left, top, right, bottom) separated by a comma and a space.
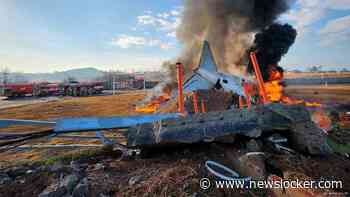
0, 0, 349, 73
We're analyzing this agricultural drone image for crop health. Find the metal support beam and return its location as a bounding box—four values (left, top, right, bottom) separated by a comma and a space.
250, 52, 269, 104
176, 62, 185, 114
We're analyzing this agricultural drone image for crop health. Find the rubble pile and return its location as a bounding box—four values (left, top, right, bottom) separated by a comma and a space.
184, 89, 238, 113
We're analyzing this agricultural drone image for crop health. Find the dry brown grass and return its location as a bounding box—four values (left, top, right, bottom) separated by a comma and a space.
285, 71, 350, 79
285, 84, 350, 104
0, 91, 146, 165
0, 92, 146, 133
0, 91, 146, 120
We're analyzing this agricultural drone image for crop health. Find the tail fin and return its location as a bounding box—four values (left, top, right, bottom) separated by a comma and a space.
197, 41, 218, 72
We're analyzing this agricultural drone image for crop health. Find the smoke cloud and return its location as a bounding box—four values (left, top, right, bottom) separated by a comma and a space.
175, 0, 294, 77
248, 23, 297, 81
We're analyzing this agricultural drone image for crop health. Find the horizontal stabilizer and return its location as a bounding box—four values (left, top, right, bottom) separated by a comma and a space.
183, 73, 214, 93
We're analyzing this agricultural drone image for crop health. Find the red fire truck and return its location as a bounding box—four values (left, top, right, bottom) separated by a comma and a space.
1, 81, 105, 99
2, 83, 35, 98
60, 81, 105, 97
35, 83, 61, 97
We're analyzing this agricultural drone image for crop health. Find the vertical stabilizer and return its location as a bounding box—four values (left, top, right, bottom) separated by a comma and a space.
197, 41, 218, 72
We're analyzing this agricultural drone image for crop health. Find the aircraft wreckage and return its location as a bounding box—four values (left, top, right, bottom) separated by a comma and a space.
0, 103, 330, 155
128, 103, 330, 155
0, 41, 331, 156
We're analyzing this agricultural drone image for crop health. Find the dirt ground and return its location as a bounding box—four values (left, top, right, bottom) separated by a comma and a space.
285, 71, 350, 79
0, 96, 61, 110
285, 84, 350, 104
0, 88, 349, 196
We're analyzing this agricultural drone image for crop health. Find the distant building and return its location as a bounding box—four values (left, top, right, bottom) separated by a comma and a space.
114, 74, 135, 90
103, 72, 163, 90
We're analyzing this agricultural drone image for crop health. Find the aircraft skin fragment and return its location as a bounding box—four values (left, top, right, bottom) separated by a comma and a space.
54, 113, 181, 132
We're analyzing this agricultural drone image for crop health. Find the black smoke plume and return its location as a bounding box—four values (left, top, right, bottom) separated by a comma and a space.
248, 23, 297, 81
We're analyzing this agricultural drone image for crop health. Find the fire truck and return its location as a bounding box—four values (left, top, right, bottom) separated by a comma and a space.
0, 81, 105, 99
1, 83, 34, 98
35, 83, 61, 97
61, 81, 104, 97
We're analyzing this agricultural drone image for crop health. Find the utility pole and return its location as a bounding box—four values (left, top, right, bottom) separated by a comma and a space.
143, 72, 146, 90
112, 67, 118, 95
113, 74, 116, 95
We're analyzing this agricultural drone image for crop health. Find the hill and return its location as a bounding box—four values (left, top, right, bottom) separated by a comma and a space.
8, 67, 104, 82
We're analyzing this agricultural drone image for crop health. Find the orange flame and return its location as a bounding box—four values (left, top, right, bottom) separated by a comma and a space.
264, 68, 284, 102
135, 86, 172, 113
262, 68, 328, 130
264, 68, 322, 107
135, 94, 171, 113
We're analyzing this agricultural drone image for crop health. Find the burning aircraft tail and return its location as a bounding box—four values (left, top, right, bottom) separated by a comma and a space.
183, 41, 218, 92
196, 40, 218, 73
183, 41, 244, 96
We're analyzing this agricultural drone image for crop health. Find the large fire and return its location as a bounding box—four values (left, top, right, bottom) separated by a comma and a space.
135, 86, 172, 113
264, 66, 284, 102
256, 63, 331, 132
264, 66, 322, 107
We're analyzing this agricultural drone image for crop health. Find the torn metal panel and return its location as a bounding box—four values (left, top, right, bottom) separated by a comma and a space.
0, 114, 181, 134
95, 131, 114, 145
183, 74, 214, 93
54, 113, 181, 133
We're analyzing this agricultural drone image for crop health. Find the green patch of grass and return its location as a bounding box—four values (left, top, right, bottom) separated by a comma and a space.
327, 138, 350, 154
34, 148, 103, 166
1, 144, 118, 170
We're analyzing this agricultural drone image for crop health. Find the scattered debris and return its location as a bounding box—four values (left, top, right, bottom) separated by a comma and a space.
72, 178, 89, 197
246, 139, 262, 152
0, 173, 11, 185
93, 163, 105, 171
205, 160, 251, 181
49, 162, 65, 173
233, 152, 267, 180
38, 182, 67, 197
128, 176, 142, 186
61, 174, 79, 194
